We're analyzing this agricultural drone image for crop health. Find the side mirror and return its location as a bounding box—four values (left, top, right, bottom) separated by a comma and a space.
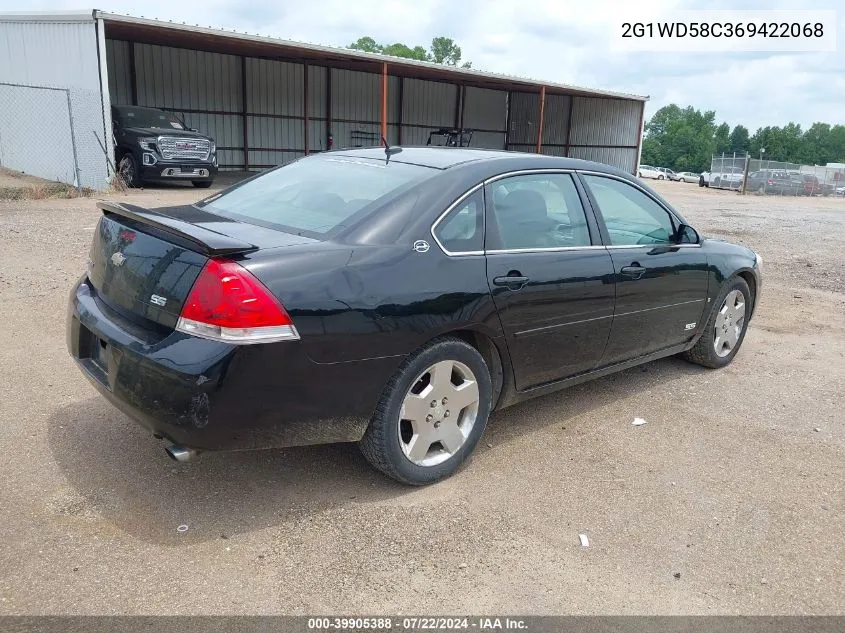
676, 223, 700, 244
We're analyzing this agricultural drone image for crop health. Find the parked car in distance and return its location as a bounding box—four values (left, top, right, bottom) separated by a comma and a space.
794, 173, 831, 196
676, 171, 699, 183
656, 167, 679, 181
747, 169, 801, 195
67, 148, 762, 485
112, 105, 218, 189
637, 164, 662, 179
712, 166, 745, 189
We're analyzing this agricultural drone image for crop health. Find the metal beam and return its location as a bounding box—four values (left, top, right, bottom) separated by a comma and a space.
504, 91, 512, 150
564, 95, 574, 157
397, 76, 404, 145
459, 85, 466, 129
634, 100, 646, 174
303, 63, 309, 155
326, 67, 332, 150
241, 56, 249, 171
380, 62, 388, 144
127, 41, 138, 105
536, 85, 546, 154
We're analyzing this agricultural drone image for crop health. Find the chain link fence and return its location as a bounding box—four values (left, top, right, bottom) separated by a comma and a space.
707, 152, 845, 198
0, 82, 82, 187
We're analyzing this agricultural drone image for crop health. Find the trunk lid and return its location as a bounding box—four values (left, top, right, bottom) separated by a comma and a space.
87, 202, 316, 330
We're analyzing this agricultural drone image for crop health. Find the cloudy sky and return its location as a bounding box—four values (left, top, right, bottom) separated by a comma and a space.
4, 0, 843, 130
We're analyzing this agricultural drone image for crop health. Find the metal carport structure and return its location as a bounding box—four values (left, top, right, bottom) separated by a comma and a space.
0, 10, 648, 188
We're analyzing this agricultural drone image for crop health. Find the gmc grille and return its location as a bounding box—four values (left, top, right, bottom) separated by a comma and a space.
158, 137, 211, 161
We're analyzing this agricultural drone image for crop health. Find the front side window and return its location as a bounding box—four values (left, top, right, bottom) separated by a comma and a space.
581, 175, 677, 246
433, 189, 484, 253
486, 173, 592, 250
202, 156, 432, 236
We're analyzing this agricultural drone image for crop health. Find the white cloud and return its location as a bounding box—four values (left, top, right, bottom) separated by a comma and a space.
1, 0, 842, 129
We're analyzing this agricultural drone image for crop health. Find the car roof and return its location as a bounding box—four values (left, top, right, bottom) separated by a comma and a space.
329, 146, 625, 173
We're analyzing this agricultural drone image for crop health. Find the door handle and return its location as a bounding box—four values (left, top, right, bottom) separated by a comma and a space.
620, 265, 646, 279
493, 275, 529, 289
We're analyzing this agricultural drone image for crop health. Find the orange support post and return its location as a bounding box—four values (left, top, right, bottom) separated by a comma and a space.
381, 62, 388, 144
536, 85, 546, 154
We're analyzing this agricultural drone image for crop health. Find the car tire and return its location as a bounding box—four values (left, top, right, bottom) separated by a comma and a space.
682, 276, 752, 369
359, 336, 492, 485
658, 175, 665, 180
192, 181, 213, 188
638, 171, 642, 178
118, 154, 142, 188
757, 185, 765, 194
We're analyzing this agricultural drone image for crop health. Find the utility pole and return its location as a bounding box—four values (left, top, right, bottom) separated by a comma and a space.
741, 153, 751, 195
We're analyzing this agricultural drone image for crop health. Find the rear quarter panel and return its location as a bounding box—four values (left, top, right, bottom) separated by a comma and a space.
240, 243, 502, 364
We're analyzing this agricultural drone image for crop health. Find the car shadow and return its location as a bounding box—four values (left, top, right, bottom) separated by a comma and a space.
46, 355, 705, 546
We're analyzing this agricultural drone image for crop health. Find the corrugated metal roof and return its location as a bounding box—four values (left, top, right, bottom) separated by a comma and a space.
0, 9, 648, 102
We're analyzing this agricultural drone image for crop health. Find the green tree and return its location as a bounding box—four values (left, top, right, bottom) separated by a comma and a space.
348, 36, 472, 67
641, 104, 717, 172
348, 36, 382, 54
644, 103, 845, 169
382, 43, 429, 61
714, 122, 731, 154
729, 125, 749, 155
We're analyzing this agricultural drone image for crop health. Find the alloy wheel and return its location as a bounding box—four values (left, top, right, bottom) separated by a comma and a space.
714, 289, 746, 357
398, 359, 480, 467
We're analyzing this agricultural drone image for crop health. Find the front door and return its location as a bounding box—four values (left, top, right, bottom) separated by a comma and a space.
484, 172, 616, 390
579, 174, 710, 365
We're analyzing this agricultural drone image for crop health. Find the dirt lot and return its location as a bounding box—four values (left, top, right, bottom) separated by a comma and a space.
0, 179, 842, 615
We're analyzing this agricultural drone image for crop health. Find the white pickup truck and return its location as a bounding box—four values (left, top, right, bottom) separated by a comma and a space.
699, 166, 745, 189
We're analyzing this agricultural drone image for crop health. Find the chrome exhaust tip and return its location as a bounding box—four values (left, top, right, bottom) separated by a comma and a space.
165, 444, 197, 463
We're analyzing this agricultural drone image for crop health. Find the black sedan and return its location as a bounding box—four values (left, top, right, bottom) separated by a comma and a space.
68, 148, 762, 485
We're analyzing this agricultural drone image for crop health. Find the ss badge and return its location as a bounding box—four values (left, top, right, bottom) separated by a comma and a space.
150, 294, 167, 307
684, 322, 697, 331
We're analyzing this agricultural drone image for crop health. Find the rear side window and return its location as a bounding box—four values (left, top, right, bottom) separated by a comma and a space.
582, 175, 677, 246
487, 173, 592, 250
433, 189, 484, 253
202, 156, 432, 236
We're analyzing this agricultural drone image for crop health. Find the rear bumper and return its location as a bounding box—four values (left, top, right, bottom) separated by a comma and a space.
67, 277, 400, 451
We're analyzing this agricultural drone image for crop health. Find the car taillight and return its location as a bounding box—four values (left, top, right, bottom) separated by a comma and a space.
176, 258, 299, 344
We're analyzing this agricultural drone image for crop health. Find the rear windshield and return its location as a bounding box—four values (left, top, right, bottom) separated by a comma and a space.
201, 156, 433, 236
115, 106, 184, 130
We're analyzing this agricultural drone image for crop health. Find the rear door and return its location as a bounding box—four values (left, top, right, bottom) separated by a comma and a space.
579, 173, 709, 366
484, 171, 615, 389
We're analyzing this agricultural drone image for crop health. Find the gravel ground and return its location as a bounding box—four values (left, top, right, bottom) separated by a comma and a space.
0, 179, 842, 615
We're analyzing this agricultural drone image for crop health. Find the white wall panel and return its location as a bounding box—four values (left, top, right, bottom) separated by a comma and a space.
0, 18, 108, 188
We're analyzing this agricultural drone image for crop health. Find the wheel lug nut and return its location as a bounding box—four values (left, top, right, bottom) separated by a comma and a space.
442, 397, 448, 405
430, 400, 437, 408
426, 414, 433, 422
434, 421, 441, 428
444, 410, 450, 418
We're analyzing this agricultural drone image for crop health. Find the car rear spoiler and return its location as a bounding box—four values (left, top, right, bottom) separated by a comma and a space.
98, 201, 258, 257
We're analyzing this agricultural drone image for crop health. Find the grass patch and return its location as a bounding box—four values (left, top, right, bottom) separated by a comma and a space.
0, 183, 94, 201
